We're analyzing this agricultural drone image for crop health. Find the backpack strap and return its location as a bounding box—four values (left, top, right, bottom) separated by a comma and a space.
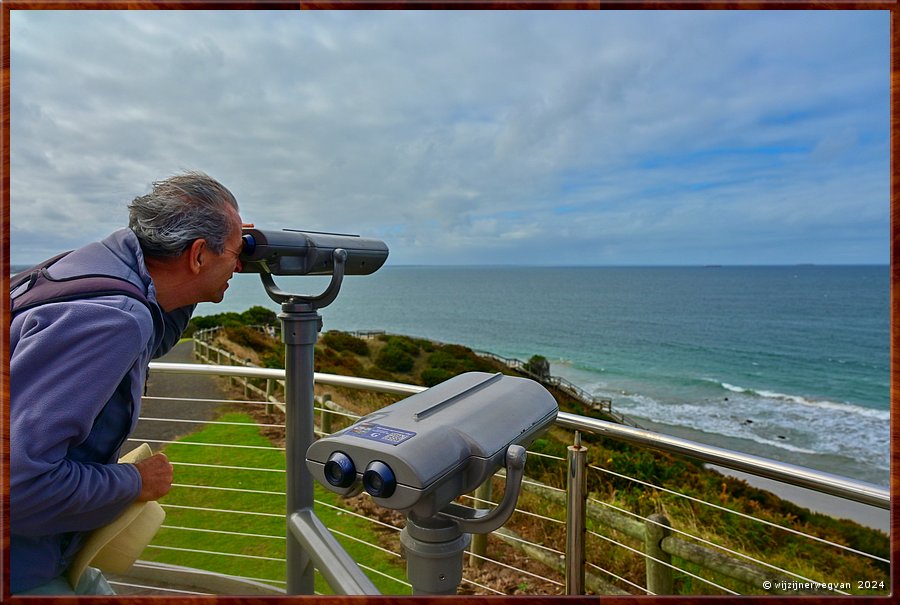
9, 250, 71, 292
10, 251, 153, 318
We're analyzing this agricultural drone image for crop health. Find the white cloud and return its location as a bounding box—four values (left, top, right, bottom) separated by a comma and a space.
9, 10, 889, 265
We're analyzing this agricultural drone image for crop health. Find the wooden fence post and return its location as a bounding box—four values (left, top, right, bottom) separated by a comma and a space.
265, 379, 275, 416
243, 358, 251, 398
320, 394, 333, 434
468, 479, 493, 568
645, 513, 673, 595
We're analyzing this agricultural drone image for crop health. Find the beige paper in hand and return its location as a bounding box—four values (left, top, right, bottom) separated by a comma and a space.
67, 443, 166, 589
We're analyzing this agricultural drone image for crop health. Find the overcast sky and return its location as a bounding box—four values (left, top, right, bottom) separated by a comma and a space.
9, 10, 889, 266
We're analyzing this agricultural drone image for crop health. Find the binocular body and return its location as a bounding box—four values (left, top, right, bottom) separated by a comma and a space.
307, 372, 558, 518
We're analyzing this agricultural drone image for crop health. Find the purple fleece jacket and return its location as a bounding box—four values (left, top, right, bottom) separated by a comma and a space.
9, 229, 193, 593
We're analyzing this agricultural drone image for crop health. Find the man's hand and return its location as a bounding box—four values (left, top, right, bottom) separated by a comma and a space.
134, 453, 174, 501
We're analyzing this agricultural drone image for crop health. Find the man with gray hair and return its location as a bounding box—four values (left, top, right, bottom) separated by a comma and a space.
9, 171, 246, 594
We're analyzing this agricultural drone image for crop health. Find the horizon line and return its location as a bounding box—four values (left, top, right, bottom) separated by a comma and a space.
9, 261, 891, 271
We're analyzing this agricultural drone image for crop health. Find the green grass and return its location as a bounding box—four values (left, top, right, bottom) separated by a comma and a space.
142, 412, 411, 595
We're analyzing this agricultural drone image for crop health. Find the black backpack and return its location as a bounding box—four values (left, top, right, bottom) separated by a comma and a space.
10, 251, 152, 318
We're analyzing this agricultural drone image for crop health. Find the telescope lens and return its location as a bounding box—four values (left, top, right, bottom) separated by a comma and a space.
363, 461, 396, 498
324, 451, 356, 488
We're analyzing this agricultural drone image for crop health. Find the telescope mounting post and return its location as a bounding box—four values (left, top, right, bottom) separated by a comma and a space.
256, 249, 347, 595
400, 445, 528, 595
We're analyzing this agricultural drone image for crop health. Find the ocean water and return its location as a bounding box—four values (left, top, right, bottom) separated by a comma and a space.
195, 265, 885, 487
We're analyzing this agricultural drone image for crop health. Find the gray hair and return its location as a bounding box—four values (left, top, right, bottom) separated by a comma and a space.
128, 171, 239, 258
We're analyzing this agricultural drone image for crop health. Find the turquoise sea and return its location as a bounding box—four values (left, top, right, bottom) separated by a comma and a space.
198, 264, 890, 488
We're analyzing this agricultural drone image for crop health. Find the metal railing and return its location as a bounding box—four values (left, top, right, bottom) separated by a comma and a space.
122, 344, 889, 597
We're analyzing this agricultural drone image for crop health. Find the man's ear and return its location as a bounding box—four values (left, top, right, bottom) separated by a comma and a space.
187, 239, 206, 275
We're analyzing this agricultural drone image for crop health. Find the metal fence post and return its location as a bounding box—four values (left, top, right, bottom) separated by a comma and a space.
566, 431, 588, 595
280, 304, 321, 595
645, 513, 673, 595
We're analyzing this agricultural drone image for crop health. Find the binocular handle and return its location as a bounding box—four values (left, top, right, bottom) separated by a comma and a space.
258, 248, 348, 308
435, 444, 527, 535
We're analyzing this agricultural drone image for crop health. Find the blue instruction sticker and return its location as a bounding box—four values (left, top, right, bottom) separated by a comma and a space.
345, 423, 416, 446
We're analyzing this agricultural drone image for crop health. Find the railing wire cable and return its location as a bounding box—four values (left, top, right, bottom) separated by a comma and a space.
170, 461, 285, 474
589, 496, 856, 590
171, 483, 286, 498
139, 416, 286, 430
127, 438, 284, 452
467, 550, 564, 588
588, 529, 739, 595
148, 544, 286, 563
161, 503, 283, 519
589, 464, 888, 564
161, 525, 285, 541
584, 561, 653, 595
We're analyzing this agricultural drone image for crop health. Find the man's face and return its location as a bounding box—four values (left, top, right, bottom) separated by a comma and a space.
197, 210, 244, 304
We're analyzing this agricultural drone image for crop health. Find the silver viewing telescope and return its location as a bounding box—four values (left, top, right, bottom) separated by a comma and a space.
239, 227, 389, 276
237, 225, 389, 595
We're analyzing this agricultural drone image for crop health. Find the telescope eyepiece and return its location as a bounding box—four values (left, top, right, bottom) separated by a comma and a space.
241, 233, 257, 256
363, 461, 396, 498
324, 451, 357, 488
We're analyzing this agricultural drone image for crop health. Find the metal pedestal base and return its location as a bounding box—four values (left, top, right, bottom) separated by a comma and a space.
400, 515, 471, 596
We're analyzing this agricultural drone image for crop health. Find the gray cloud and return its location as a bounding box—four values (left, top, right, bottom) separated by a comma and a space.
9, 10, 889, 266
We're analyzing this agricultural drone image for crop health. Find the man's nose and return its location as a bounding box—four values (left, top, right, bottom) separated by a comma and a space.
234, 257, 243, 273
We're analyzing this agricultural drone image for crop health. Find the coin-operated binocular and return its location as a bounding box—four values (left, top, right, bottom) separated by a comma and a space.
235, 226, 389, 596
308, 372, 558, 595
239, 227, 389, 277
237, 227, 388, 307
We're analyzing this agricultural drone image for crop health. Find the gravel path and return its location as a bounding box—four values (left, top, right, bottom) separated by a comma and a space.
124, 340, 229, 456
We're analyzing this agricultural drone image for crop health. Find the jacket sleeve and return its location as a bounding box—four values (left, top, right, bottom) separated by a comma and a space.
153, 304, 196, 359
10, 300, 152, 536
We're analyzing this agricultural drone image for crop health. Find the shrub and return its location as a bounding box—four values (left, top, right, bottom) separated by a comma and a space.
382, 335, 420, 356
188, 311, 243, 333
224, 326, 276, 350
360, 366, 401, 382
426, 344, 496, 375
420, 367, 454, 387
322, 331, 370, 356
426, 350, 458, 370
318, 352, 365, 377
261, 351, 284, 369
524, 355, 550, 379
375, 344, 415, 373
240, 305, 278, 326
